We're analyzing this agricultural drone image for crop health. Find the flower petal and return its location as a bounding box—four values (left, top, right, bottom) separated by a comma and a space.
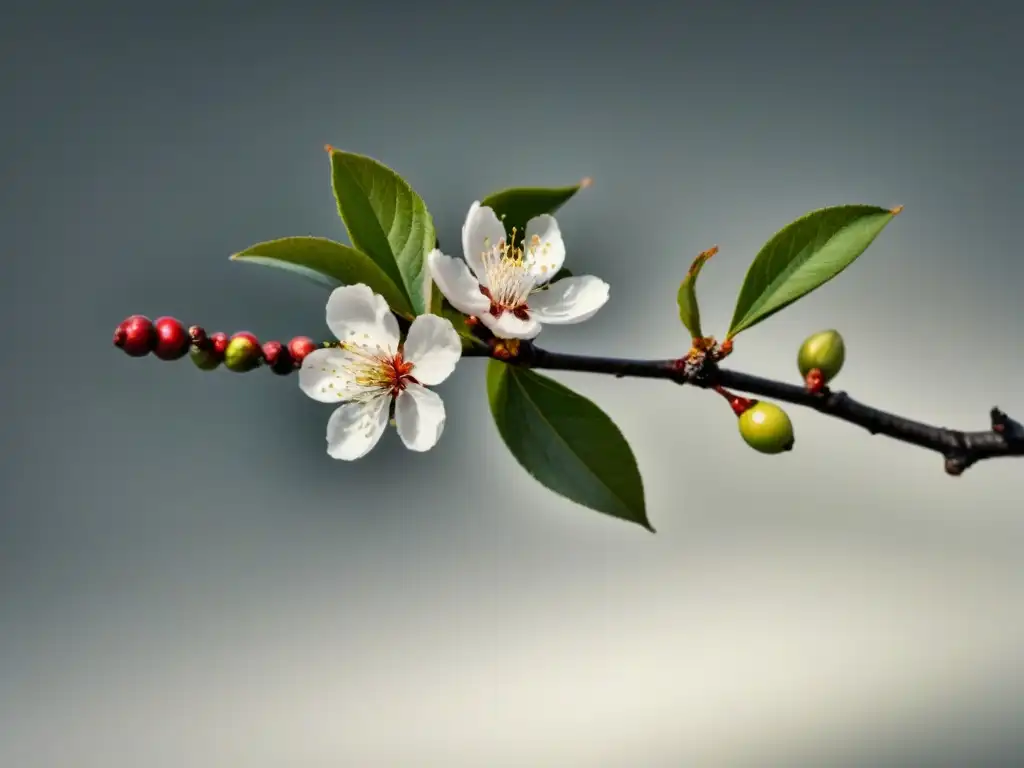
523, 214, 566, 286
427, 249, 490, 316
325, 283, 400, 354
478, 310, 542, 340
529, 276, 610, 325
402, 313, 463, 386
299, 348, 363, 403
394, 383, 446, 452
461, 201, 506, 285
325, 394, 391, 461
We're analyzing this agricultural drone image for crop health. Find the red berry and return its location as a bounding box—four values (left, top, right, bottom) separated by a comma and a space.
261, 340, 283, 365
153, 316, 190, 361
261, 340, 294, 375
114, 315, 156, 357
288, 336, 317, 365
209, 332, 229, 358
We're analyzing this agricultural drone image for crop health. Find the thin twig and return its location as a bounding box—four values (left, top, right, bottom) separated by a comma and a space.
465, 343, 1024, 476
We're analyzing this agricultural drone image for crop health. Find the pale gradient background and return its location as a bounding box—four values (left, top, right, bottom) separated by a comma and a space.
3, 1, 1024, 766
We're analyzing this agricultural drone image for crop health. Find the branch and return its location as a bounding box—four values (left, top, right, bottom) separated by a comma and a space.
112, 316, 1024, 476
467, 343, 1024, 476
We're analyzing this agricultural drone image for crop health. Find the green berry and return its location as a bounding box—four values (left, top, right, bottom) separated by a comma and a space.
189, 345, 221, 371
223, 332, 261, 373
797, 329, 845, 383
738, 401, 794, 455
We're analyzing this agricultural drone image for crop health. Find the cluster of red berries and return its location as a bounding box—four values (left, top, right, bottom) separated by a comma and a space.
112, 315, 319, 375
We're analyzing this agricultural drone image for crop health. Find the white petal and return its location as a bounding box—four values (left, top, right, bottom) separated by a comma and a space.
529, 276, 610, 325
298, 347, 366, 403
325, 395, 390, 461
325, 283, 400, 354
523, 214, 566, 286
402, 313, 463, 386
478, 310, 542, 340
461, 201, 506, 285
427, 249, 490, 316
394, 383, 446, 452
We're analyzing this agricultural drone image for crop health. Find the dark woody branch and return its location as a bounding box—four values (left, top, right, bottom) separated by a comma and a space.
465, 342, 1024, 476
112, 315, 1024, 476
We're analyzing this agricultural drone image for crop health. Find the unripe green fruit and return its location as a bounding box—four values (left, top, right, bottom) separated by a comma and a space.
190, 345, 221, 371
797, 329, 845, 382
738, 401, 794, 455
223, 334, 261, 372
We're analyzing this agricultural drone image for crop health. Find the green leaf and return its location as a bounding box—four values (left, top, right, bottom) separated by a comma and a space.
480, 179, 591, 237
727, 205, 902, 338
487, 360, 651, 531
327, 146, 435, 315
676, 246, 717, 339
230, 236, 414, 317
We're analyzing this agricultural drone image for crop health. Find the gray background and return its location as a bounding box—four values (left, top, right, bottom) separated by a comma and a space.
3, 1, 1023, 766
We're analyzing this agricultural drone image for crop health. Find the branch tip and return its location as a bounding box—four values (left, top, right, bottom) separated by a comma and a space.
891, 204, 904, 215
944, 456, 966, 476
990, 407, 1024, 439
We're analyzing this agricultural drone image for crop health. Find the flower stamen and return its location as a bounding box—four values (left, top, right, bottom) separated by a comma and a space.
329, 341, 418, 400
478, 227, 536, 318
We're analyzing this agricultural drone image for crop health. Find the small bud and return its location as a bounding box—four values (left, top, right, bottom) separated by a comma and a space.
737, 401, 794, 455
114, 315, 157, 357
209, 332, 229, 357
190, 345, 221, 371
261, 340, 294, 375
288, 336, 317, 366
223, 331, 261, 373
797, 329, 845, 384
153, 316, 190, 361
188, 325, 208, 348
805, 368, 826, 394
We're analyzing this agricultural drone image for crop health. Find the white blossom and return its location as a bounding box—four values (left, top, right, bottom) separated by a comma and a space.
427, 201, 610, 339
299, 284, 462, 460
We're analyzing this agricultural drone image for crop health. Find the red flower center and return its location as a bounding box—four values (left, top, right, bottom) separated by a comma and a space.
479, 286, 530, 320
386, 352, 418, 397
